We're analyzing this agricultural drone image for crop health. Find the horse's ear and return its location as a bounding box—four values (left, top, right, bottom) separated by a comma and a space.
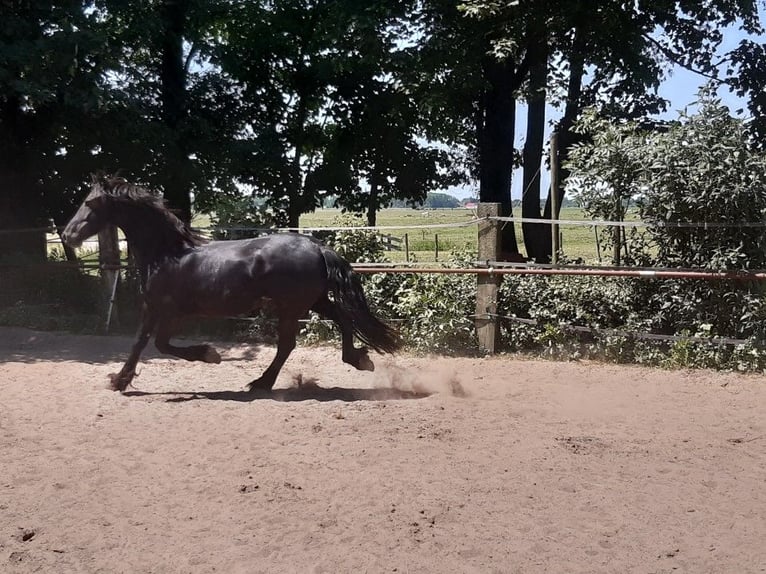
90, 171, 109, 186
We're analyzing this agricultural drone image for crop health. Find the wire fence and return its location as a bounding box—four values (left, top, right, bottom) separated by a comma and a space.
8, 213, 766, 236
3, 213, 766, 349
8, 211, 766, 267
473, 313, 750, 346
6, 213, 766, 277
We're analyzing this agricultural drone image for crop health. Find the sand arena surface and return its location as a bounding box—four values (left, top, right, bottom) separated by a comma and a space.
0, 326, 764, 573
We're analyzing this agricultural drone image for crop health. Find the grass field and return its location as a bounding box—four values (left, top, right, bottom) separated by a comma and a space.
299, 206, 607, 263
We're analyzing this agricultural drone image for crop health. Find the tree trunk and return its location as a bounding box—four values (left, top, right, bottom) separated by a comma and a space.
287, 91, 309, 229
543, 21, 586, 228
521, 33, 549, 263
159, 0, 192, 223
479, 56, 519, 256
367, 174, 379, 227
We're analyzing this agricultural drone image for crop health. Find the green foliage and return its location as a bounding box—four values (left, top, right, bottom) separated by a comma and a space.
496, 273, 766, 371
638, 94, 766, 270
570, 91, 766, 270
383, 253, 478, 354
5, 1, 766, 374
566, 93, 766, 351
728, 40, 766, 147
566, 110, 646, 263
322, 214, 385, 263
500, 90, 766, 370
209, 194, 275, 240
423, 193, 461, 209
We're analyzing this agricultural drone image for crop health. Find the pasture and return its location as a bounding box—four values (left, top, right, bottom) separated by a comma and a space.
299, 206, 605, 262
1, 326, 764, 573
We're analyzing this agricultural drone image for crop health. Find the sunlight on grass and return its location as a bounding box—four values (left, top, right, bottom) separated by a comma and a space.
300, 206, 614, 263
188, 205, 626, 264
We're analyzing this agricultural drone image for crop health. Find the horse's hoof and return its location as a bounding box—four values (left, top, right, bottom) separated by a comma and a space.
357, 350, 375, 372
247, 377, 275, 393
108, 372, 131, 392
203, 347, 222, 364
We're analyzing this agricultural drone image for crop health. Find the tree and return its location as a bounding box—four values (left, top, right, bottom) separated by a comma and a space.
323, 88, 457, 225
308, 2, 458, 226
213, 0, 450, 228
564, 110, 649, 266
423, 192, 461, 209
0, 1, 110, 261
568, 92, 766, 337
85, 0, 244, 221
547, 1, 763, 261
211, 0, 348, 227
727, 39, 766, 148
456, 0, 764, 262
414, 0, 530, 255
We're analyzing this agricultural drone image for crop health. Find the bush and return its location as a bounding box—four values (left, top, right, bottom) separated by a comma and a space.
0, 264, 104, 332
544, 90, 766, 370
318, 213, 385, 263
370, 251, 478, 355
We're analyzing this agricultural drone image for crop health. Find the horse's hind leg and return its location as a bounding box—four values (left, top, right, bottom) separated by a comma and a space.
311, 297, 374, 371
247, 313, 300, 393
154, 318, 222, 364
110, 304, 158, 392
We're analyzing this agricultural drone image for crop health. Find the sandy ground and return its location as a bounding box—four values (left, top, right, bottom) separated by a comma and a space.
0, 326, 764, 574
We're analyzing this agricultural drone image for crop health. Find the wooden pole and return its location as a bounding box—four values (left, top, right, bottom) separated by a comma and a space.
475, 203, 502, 353
98, 225, 120, 332
613, 191, 621, 266
404, 233, 410, 263
594, 226, 602, 263
435, 233, 439, 261
550, 132, 560, 264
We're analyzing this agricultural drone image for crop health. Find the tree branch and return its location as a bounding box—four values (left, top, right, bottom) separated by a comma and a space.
642, 33, 722, 83
184, 42, 198, 77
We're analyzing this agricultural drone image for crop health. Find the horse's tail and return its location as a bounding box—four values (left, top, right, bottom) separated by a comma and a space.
320, 247, 401, 354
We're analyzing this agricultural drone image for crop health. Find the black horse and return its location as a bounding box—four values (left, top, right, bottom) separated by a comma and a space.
61, 175, 400, 392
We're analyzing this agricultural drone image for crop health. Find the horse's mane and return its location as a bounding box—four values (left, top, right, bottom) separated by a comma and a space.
96, 174, 207, 251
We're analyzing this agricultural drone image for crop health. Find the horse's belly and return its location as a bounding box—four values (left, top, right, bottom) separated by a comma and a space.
174, 283, 267, 316
191, 294, 270, 317
149, 249, 326, 316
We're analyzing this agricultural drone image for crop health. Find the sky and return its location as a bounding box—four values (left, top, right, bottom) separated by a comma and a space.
444, 8, 766, 201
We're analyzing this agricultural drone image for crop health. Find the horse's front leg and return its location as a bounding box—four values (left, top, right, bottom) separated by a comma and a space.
109, 304, 158, 392
154, 318, 222, 364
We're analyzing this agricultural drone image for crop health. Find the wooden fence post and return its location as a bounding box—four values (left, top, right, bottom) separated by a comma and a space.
404, 233, 410, 263
98, 225, 120, 332
550, 132, 561, 265
475, 203, 501, 353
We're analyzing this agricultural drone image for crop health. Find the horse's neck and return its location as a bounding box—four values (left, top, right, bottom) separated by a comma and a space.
113, 208, 179, 270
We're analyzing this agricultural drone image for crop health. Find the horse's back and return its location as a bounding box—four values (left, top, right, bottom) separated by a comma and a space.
205, 233, 325, 272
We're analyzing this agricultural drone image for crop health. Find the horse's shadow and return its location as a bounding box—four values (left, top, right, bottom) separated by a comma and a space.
123, 383, 431, 403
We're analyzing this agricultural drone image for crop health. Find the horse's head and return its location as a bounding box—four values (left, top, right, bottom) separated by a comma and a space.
61, 174, 124, 248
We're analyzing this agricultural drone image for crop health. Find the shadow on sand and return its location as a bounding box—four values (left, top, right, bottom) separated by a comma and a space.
0, 326, 262, 365
123, 383, 432, 403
